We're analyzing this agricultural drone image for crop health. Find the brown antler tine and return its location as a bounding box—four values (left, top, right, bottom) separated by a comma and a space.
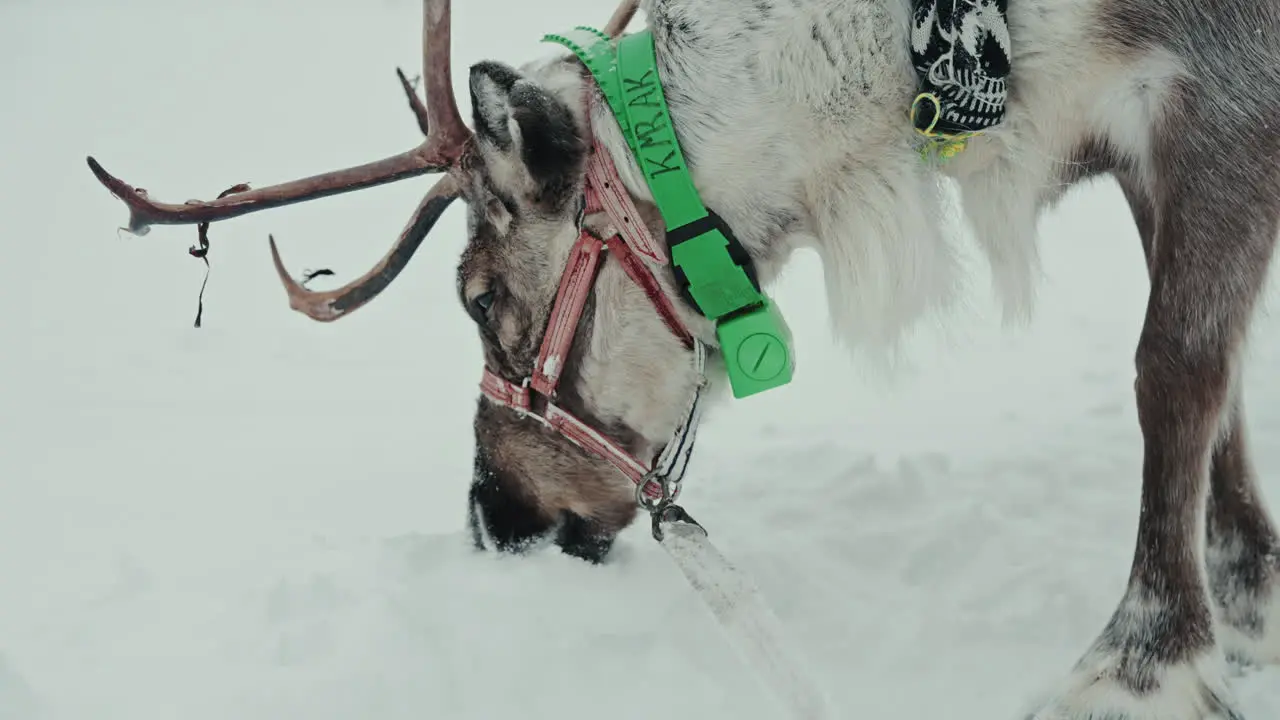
396, 67, 433, 137
419, 0, 473, 163
269, 175, 461, 322
604, 0, 639, 38
85, 150, 445, 235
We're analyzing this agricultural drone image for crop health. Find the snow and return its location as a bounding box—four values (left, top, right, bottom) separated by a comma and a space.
3, 1, 1280, 718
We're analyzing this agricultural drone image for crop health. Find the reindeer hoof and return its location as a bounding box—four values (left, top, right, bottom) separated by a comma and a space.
1023, 649, 1245, 720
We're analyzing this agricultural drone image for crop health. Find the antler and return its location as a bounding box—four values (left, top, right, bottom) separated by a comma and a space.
87, 0, 641, 325
268, 175, 461, 322
396, 68, 433, 138
604, 0, 639, 38
85, 0, 472, 236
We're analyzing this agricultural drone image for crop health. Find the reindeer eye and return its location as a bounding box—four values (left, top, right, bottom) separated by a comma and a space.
471, 290, 495, 319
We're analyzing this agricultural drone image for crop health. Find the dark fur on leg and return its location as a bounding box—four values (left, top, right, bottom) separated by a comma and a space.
1207, 396, 1280, 667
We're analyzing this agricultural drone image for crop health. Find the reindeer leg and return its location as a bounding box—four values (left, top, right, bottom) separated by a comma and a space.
1118, 172, 1280, 672
1026, 135, 1279, 718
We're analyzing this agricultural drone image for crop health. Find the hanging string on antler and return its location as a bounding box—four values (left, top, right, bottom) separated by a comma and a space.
190, 182, 250, 327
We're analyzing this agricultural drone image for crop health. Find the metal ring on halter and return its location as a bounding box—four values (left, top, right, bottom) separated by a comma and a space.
636, 469, 678, 512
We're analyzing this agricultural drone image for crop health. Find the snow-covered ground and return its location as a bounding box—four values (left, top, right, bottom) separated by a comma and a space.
4, 1, 1280, 718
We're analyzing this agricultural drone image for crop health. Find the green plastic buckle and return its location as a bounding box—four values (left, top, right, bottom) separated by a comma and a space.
667, 222, 758, 320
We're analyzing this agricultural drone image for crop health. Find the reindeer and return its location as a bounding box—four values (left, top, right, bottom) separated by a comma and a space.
85, 0, 1280, 716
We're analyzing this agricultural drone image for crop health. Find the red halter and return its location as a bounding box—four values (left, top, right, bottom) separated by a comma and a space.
478, 130, 701, 501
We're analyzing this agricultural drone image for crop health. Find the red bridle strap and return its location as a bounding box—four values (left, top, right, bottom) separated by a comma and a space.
530, 228, 605, 397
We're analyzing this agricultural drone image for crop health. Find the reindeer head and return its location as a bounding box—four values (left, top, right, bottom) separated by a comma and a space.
86, 0, 710, 564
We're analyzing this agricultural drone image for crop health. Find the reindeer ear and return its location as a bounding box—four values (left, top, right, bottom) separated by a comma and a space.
469, 61, 520, 150
469, 61, 586, 206
507, 81, 586, 194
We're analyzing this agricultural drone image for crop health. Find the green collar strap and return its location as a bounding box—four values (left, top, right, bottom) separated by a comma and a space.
543, 26, 794, 399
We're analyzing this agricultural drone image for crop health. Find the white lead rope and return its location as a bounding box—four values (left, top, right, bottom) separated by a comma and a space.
654, 513, 836, 720
642, 340, 833, 718
645, 340, 707, 490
